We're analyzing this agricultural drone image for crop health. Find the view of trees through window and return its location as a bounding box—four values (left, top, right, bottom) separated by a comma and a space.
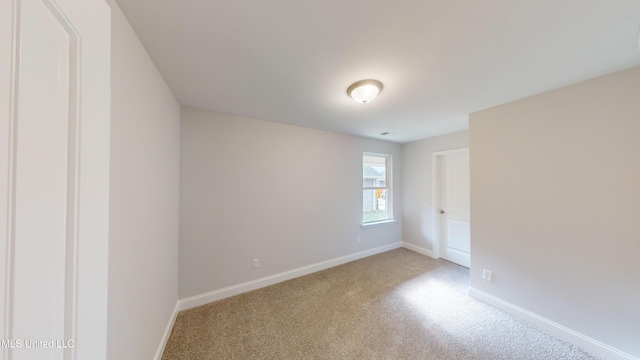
363, 154, 391, 223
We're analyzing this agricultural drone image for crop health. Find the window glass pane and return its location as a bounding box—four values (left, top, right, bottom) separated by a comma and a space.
363, 153, 392, 224
363, 155, 386, 187
363, 189, 388, 222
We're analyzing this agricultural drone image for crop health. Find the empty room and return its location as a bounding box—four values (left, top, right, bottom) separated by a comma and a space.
1, 0, 639, 359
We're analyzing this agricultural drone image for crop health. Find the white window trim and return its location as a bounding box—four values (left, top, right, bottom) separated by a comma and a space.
361, 219, 397, 228
362, 152, 393, 225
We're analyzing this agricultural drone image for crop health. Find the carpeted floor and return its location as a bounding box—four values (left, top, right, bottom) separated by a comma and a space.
162, 248, 600, 359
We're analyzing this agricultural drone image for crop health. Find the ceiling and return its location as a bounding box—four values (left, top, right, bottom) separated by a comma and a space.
114, 0, 640, 143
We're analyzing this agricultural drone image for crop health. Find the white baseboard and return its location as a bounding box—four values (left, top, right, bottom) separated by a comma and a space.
178, 242, 403, 311
469, 288, 639, 360
154, 302, 179, 360
402, 242, 434, 258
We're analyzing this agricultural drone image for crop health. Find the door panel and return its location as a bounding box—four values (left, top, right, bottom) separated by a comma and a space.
446, 218, 470, 253
13, 2, 71, 358
437, 150, 470, 268
1, 0, 111, 359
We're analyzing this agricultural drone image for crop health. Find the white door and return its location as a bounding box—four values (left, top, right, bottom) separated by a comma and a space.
0, 0, 110, 359
435, 149, 470, 268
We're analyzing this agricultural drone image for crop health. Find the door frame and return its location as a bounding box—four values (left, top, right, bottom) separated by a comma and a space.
432, 147, 469, 260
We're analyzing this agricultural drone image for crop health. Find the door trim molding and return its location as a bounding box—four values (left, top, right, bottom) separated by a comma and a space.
1, 1, 19, 354
432, 147, 469, 260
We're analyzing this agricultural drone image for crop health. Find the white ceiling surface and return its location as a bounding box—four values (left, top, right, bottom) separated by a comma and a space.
115, 0, 640, 143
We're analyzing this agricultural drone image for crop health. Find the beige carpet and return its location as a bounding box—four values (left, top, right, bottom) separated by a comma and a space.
162, 248, 599, 359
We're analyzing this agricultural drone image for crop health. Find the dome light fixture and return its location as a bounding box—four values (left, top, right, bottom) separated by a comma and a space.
347, 79, 383, 104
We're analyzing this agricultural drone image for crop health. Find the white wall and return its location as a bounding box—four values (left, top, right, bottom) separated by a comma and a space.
108, 3, 181, 359
469, 66, 640, 359
180, 107, 402, 298
402, 131, 469, 254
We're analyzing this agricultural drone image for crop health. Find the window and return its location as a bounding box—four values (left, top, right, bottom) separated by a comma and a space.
363, 153, 392, 224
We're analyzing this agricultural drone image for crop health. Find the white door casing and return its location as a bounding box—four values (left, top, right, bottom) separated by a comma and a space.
0, 0, 110, 359
433, 148, 470, 268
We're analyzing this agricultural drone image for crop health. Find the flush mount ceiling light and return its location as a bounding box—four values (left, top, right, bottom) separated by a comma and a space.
347, 79, 383, 104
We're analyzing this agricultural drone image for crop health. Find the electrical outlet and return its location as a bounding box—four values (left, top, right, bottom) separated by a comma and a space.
253, 259, 259, 269
482, 269, 493, 281
357, 236, 361, 244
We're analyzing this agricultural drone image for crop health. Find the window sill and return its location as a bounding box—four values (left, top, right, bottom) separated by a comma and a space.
361, 220, 397, 228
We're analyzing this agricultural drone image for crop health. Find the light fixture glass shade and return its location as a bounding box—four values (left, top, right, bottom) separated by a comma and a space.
347, 80, 383, 104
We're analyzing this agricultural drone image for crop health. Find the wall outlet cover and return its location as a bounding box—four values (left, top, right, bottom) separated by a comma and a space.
482, 269, 493, 281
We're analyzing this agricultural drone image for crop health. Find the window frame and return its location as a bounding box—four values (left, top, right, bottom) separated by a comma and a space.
362, 152, 393, 225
